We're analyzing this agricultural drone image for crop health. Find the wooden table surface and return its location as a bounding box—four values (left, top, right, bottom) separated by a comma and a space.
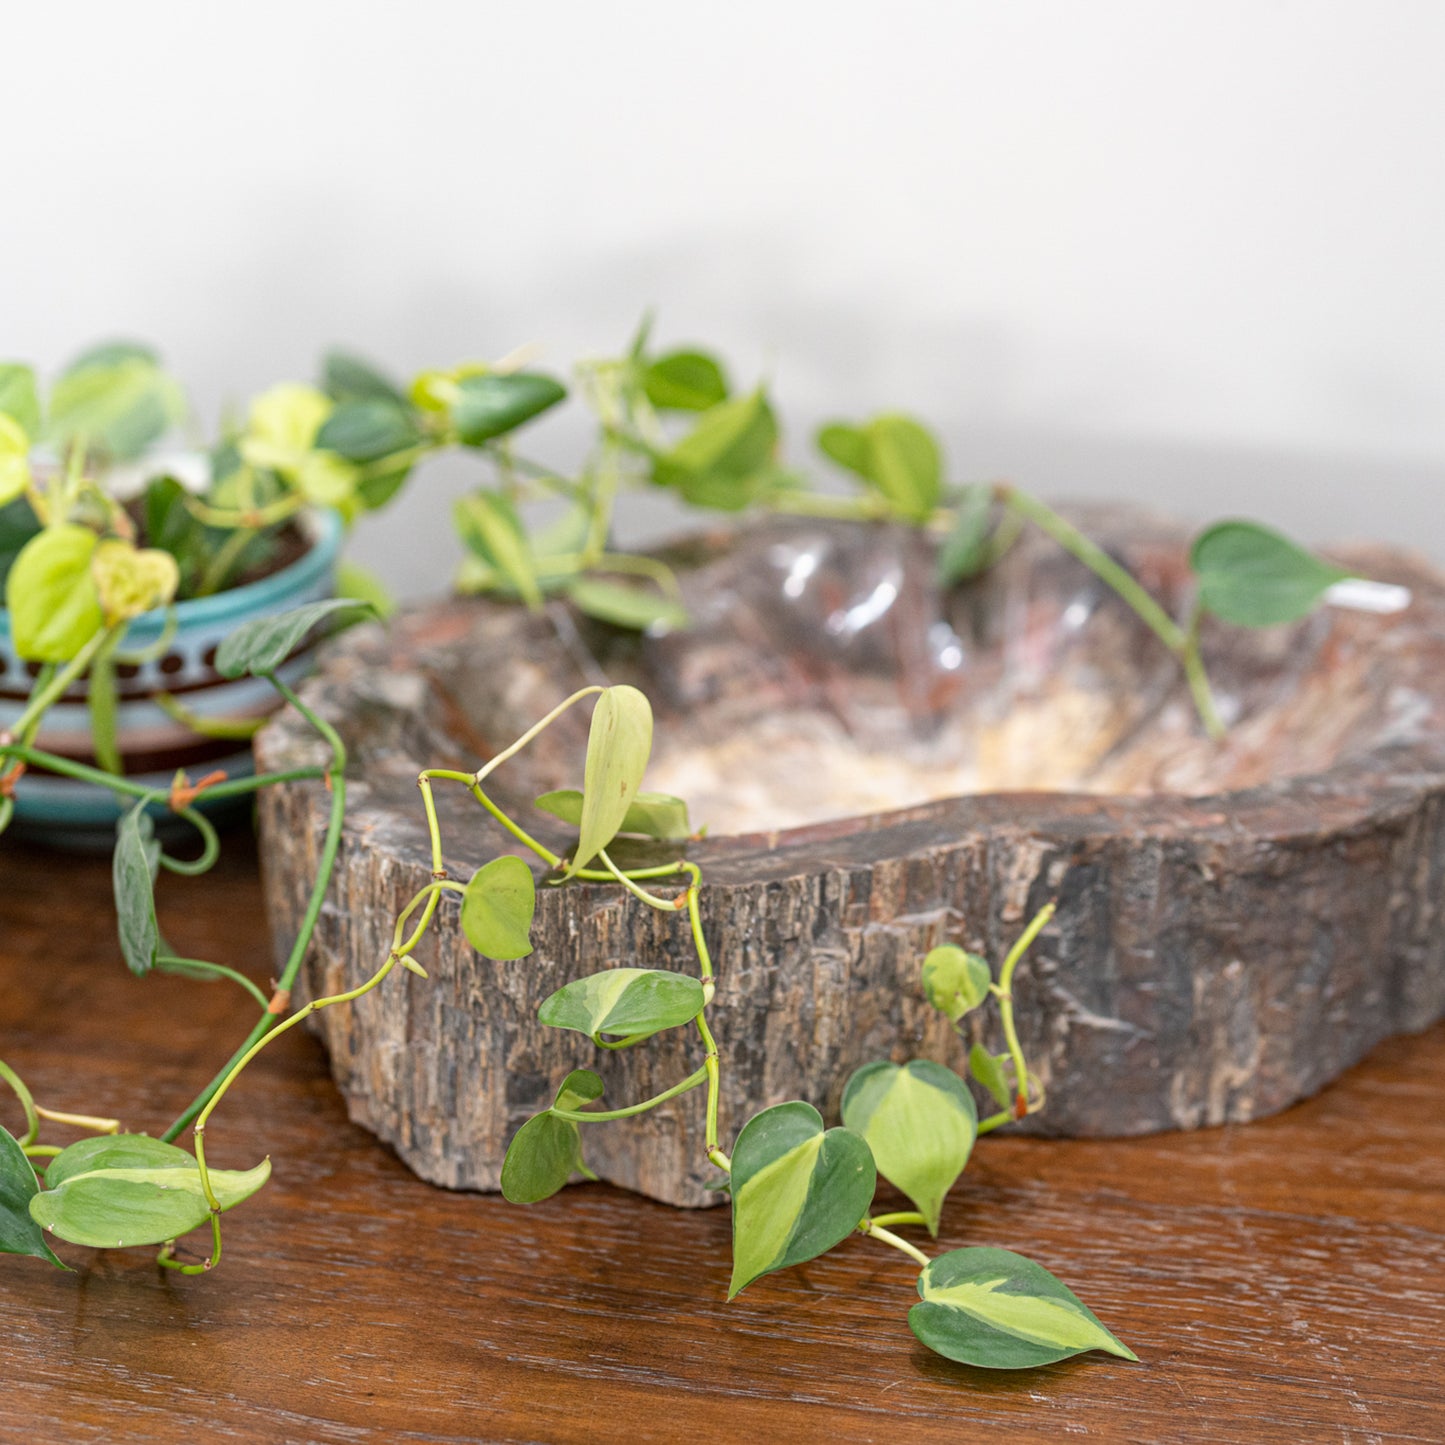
2, 835, 1443, 1445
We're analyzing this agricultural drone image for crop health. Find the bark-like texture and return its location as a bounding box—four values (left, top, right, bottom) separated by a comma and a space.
256, 512, 1445, 1206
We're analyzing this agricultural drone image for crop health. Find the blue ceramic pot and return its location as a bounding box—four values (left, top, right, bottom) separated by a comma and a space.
0, 510, 343, 848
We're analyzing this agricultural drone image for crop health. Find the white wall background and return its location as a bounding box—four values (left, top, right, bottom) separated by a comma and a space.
3, 1, 1444, 596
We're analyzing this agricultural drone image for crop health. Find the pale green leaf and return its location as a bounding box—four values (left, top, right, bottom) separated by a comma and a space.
0, 413, 31, 508
538, 967, 705, 1040
452, 490, 542, 608
841, 1060, 976, 1235
566, 685, 654, 877
922, 944, 992, 1023
4, 524, 104, 662
534, 788, 690, 840
91, 539, 179, 625
459, 855, 536, 960
0, 363, 41, 437
29, 1155, 271, 1249
567, 577, 688, 632
969, 1044, 1011, 1110
644, 350, 729, 412
652, 390, 778, 511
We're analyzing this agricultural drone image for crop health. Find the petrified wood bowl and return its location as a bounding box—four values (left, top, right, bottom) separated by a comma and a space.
257, 508, 1445, 1207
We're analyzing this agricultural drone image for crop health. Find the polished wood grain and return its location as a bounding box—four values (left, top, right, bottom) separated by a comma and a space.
2, 836, 1442, 1444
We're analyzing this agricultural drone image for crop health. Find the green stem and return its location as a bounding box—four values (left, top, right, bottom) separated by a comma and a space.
868, 1211, 928, 1230
156, 1213, 222, 1274
1181, 602, 1226, 741
156, 958, 271, 1011
997, 486, 1186, 652
160, 676, 347, 1141
157, 807, 221, 876
0, 1059, 39, 1146
3, 626, 118, 742
595, 849, 687, 910
153, 692, 266, 742
860, 1219, 931, 1268
993, 901, 1055, 1118
549, 1065, 709, 1124
770, 492, 889, 523
195, 526, 257, 598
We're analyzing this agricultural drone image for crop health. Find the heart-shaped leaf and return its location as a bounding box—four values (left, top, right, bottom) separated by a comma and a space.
91, 539, 179, 625
922, 945, 992, 1023
214, 597, 375, 678
644, 350, 729, 412
728, 1101, 876, 1299
322, 351, 410, 408
242, 383, 332, 467
538, 967, 705, 1040
315, 398, 422, 463
47, 348, 185, 461
4, 524, 104, 662
0, 1126, 67, 1267
566, 685, 654, 877
534, 788, 690, 841
460, 855, 536, 960
0, 413, 31, 507
1190, 521, 1351, 628
841, 1060, 976, 1235
909, 1247, 1137, 1368
0, 362, 41, 437
652, 390, 778, 511
452, 372, 567, 446
500, 1070, 603, 1204
566, 577, 688, 632
29, 1148, 271, 1249
819, 414, 941, 523
969, 1044, 1012, 1110
113, 805, 161, 976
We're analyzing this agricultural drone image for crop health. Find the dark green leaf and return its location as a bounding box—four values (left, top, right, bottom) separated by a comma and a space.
0, 363, 40, 437
459, 855, 536, 960
969, 1044, 1011, 1110
112, 805, 160, 975
88, 648, 121, 774
4, 524, 104, 662
937, 485, 995, 585
728, 1101, 876, 1298
909, 1247, 1137, 1368
841, 1060, 976, 1235
567, 577, 688, 632
500, 1071, 603, 1204
644, 350, 730, 412
214, 598, 375, 678
538, 967, 706, 1040
315, 398, 423, 464
922, 944, 992, 1023
566, 685, 654, 877
0, 496, 42, 589
534, 788, 690, 840
29, 1150, 270, 1249
322, 350, 410, 407
1190, 520, 1350, 628
355, 462, 414, 512
0, 1126, 67, 1267
452, 372, 566, 446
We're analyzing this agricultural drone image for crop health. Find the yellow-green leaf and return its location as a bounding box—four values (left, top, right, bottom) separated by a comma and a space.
538, 967, 705, 1040
566, 685, 653, 877
91, 540, 179, 625
534, 788, 690, 841
460, 855, 536, 959
5, 524, 104, 662
0, 413, 31, 507
922, 944, 991, 1023
841, 1060, 976, 1235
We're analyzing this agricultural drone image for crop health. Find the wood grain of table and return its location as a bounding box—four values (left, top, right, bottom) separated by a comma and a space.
2, 835, 1442, 1444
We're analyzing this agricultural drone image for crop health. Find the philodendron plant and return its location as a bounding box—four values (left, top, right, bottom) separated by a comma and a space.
0, 345, 419, 825
309, 321, 1358, 737
0, 602, 1135, 1371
